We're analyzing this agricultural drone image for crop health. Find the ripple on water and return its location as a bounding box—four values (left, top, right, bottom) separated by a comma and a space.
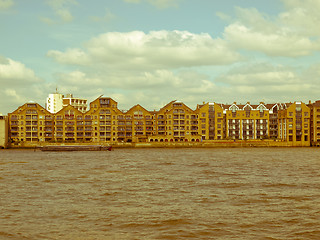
1, 148, 320, 239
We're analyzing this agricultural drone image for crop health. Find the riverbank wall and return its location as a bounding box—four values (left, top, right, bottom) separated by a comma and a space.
6, 139, 312, 149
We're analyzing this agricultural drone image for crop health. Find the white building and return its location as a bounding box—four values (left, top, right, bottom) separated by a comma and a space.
46, 93, 63, 113
62, 94, 88, 113
46, 93, 88, 113
0, 114, 8, 149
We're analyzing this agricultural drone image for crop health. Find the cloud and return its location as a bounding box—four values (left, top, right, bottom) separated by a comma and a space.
48, 30, 241, 69
90, 8, 115, 23
123, 0, 180, 9
47, 48, 90, 65
42, 0, 77, 24
222, 5, 320, 57
213, 62, 317, 103
0, 0, 13, 10
281, 0, 320, 36
0, 57, 42, 84
0, 56, 47, 113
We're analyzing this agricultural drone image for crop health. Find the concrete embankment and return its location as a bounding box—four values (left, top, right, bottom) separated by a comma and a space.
112, 140, 296, 148
6, 139, 309, 149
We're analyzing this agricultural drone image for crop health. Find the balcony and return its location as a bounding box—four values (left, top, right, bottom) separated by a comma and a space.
11, 121, 19, 126
64, 115, 74, 120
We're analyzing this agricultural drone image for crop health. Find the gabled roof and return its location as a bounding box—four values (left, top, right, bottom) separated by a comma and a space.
55, 104, 82, 115
10, 102, 50, 115
242, 103, 253, 110
126, 104, 151, 114
256, 103, 268, 111
228, 103, 240, 111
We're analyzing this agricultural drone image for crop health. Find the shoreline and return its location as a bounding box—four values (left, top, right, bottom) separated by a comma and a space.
3, 139, 316, 149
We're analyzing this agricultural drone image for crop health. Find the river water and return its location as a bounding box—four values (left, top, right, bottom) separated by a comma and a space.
0, 148, 320, 240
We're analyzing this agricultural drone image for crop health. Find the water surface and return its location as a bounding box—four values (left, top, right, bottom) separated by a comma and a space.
1, 148, 320, 239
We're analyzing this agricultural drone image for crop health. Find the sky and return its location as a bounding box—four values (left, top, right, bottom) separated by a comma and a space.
0, 0, 320, 114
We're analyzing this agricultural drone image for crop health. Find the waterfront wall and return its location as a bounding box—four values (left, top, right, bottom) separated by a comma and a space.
7, 139, 307, 149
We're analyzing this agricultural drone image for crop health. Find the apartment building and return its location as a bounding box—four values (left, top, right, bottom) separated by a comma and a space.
278, 102, 310, 146
149, 100, 202, 142
221, 102, 271, 140
195, 103, 225, 140
63, 94, 87, 113
0, 114, 8, 148
7, 96, 319, 146
307, 100, 320, 146
46, 93, 63, 113
8, 102, 53, 143
46, 93, 87, 113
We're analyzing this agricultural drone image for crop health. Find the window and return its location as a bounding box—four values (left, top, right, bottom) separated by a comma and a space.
289, 112, 293, 116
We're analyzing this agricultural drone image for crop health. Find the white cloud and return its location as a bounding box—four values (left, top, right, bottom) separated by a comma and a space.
123, 0, 180, 9
90, 8, 115, 23
212, 62, 318, 104
0, 56, 47, 113
48, 30, 241, 69
47, 48, 90, 65
0, 57, 42, 84
281, 0, 320, 36
222, 5, 320, 57
0, 0, 13, 10
42, 0, 77, 24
